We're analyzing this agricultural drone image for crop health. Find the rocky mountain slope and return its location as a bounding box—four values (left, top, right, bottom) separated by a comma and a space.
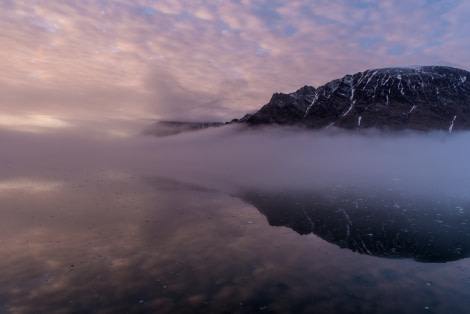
245, 66, 470, 132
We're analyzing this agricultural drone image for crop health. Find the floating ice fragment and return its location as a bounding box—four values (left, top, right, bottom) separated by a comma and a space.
246, 220, 254, 224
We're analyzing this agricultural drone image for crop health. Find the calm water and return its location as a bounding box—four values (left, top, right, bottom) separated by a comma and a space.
1, 126, 470, 313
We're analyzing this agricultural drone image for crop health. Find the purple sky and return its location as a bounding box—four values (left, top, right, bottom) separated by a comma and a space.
1, 0, 469, 133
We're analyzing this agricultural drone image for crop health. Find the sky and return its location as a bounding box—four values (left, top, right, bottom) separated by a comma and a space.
1, 0, 470, 133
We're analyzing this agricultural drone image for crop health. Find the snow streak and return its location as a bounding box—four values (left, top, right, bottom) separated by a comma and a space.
449, 115, 457, 133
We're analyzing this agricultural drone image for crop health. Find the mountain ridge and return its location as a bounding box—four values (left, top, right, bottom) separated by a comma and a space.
243, 65, 470, 132
145, 66, 470, 136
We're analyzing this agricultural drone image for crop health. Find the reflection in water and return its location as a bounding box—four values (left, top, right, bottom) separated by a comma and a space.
239, 189, 470, 263
0, 175, 469, 313
0, 178, 63, 192
1, 127, 470, 313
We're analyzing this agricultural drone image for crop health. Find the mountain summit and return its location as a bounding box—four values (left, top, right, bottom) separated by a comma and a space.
244, 66, 470, 132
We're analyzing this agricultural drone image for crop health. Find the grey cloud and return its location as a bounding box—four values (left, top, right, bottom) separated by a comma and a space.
144, 68, 253, 121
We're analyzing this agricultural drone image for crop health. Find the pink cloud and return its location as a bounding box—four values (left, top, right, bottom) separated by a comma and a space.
0, 0, 468, 130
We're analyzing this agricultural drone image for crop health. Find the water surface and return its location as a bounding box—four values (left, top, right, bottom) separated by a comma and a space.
1, 126, 470, 313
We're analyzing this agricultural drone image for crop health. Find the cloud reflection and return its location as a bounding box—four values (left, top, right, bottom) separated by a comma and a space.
1, 158, 470, 313
0, 114, 72, 133
0, 177, 63, 192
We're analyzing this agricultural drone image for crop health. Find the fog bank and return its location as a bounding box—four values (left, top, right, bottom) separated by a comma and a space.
2, 124, 470, 200
139, 125, 470, 198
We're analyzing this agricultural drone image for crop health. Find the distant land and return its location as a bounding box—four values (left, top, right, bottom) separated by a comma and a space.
143, 121, 224, 137
147, 66, 470, 136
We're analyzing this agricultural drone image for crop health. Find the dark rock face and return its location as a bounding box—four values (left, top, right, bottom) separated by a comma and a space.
246, 66, 470, 132
246, 85, 316, 125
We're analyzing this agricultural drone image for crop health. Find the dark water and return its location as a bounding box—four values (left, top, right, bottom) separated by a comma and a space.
1, 126, 470, 313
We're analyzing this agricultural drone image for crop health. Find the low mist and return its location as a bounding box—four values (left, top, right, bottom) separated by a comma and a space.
141, 125, 470, 199
2, 124, 470, 200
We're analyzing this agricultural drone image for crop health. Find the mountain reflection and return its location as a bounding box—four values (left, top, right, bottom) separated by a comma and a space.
239, 188, 470, 263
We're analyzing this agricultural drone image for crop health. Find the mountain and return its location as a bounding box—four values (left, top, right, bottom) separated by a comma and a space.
143, 121, 224, 137
244, 66, 470, 132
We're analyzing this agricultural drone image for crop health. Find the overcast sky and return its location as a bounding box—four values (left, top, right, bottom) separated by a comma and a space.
1, 0, 469, 133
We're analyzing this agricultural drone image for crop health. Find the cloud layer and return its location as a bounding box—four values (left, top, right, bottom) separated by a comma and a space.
1, 0, 469, 130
